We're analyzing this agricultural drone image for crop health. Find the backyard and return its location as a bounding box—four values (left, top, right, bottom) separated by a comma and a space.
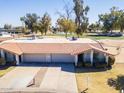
76, 64, 124, 93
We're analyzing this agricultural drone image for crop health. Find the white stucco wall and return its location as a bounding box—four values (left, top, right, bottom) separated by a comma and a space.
83, 51, 91, 62
23, 54, 75, 63
23, 54, 47, 62
51, 54, 75, 63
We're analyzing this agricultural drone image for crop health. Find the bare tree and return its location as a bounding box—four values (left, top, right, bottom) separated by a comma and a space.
56, 0, 73, 20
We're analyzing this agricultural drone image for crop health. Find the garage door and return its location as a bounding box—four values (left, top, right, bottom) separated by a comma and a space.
51, 54, 75, 63
23, 54, 47, 62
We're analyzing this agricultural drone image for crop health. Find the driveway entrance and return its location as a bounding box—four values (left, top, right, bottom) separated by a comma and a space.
0, 63, 78, 93
0, 67, 40, 89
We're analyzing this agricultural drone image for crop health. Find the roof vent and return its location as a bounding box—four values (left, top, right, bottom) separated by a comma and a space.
32, 35, 38, 40
68, 37, 77, 41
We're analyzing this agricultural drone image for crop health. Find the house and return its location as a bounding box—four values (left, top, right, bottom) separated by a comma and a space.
0, 38, 113, 66
0, 28, 22, 34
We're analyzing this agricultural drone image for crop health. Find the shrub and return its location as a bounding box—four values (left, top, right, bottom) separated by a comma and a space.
94, 62, 107, 68
108, 75, 124, 91
7, 61, 17, 66
107, 78, 116, 88
108, 55, 115, 67
11, 61, 17, 66
84, 62, 92, 67
76, 61, 83, 68
0, 57, 6, 66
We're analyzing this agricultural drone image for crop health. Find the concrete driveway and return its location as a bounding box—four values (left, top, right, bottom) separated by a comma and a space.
40, 64, 78, 93
0, 67, 40, 89
0, 63, 78, 93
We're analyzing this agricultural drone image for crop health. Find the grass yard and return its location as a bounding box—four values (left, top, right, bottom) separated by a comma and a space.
76, 64, 124, 93
0, 66, 15, 77
87, 36, 124, 40
45, 33, 124, 40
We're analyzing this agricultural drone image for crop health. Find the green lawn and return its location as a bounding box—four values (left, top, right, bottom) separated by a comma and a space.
87, 36, 124, 40
0, 66, 15, 77
45, 33, 124, 40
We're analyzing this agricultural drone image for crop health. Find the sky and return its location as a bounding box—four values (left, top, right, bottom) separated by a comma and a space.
0, 0, 124, 27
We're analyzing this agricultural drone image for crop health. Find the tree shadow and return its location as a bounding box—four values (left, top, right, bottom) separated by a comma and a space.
107, 75, 124, 92
0, 66, 10, 70
75, 66, 112, 73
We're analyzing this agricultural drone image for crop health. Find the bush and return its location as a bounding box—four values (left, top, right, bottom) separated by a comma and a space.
94, 62, 107, 68
76, 61, 83, 68
108, 75, 124, 91
11, 61, 17, 66
0, 57, 6, 66
108, 55, 115, 67
7, 61, 17, 66
84, 62, 92, 67
107, 78, 116, 88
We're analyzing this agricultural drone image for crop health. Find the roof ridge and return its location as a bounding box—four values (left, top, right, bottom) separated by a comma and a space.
15, 43, 23, 54
71, 44, 92, 55
89, 44, 114, 55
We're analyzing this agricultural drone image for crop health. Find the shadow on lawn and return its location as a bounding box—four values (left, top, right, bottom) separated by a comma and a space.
107, 75, 124, 93
75, 66, 112, 73
0, 66, 10, 70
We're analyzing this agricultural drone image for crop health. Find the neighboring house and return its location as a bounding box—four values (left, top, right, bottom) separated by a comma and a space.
0, 32, 12, 37
0, 29, 22, 34
0, 38, 113, 66
0, 32, 13, 43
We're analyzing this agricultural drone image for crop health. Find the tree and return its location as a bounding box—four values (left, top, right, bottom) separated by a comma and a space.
39, 13, 51, 35
88, 24, 96, 32
80, 17, 89, 35
37, 22, 44, 36
99, 13, 113, 32
56, 0, 73, 20
20, 13, 39, 33
118, 10, 124, 32
73, 0, 90, 37
57, 17, 76, 37
88, 22, 101, 32
51, 26, 58, 34
4, 24, 12, 29
99, 7, 123, 33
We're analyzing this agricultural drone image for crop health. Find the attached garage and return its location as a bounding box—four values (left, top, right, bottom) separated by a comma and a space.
22, 53, 75, 63
23, 54, 47, 62
51, 54, 75, 63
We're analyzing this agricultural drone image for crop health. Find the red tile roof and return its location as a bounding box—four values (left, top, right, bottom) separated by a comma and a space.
0, 43, 23, 55
0, 42, 113, 55
0, 37, 13, 42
